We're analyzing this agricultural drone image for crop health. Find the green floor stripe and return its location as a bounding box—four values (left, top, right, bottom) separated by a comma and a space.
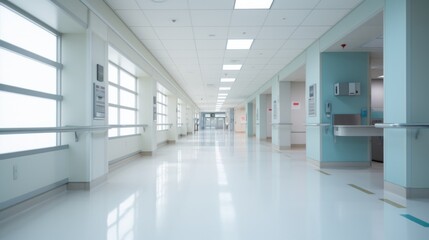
348, 184, 374, 194
380, 198, 406, 208
317, 170, 331, 175
402, 214, 429, 227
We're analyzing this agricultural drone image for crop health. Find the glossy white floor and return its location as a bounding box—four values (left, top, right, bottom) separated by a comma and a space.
1, 130, 429, 240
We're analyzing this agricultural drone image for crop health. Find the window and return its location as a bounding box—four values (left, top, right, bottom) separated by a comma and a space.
157, 84, 168, 131
108, 62, 138, 137
177, 99, 182, 127
0, 3, 61, 154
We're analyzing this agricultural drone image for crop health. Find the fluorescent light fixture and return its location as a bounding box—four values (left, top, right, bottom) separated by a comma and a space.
219, 87, 231, 91
234, 0, 273, 9
218, 93, 228, 96
227, 39, 253, 50
378, 75, 384, 78
220, 78, 236, 83
217, 99, 225, 102
218, 96, 227, 99
223, 65, 242, 70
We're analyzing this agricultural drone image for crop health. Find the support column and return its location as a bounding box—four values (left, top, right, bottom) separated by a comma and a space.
168, 95, 178, 143
272, 80, 291, 150
229, 108, 235, 132
256, 94, 268, 140
140, 76, 156, 154
246, 102, 254, 137
384, 0, 429, 198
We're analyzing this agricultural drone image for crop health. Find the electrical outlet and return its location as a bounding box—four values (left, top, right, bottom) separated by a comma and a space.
13, 165, 18, 180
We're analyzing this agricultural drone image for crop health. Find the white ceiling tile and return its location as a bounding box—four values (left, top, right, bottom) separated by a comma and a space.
228, 27, 262, 39
172, 57, 200, 65
273, 49, 303, 58
135, 0, 189, 10
143, 10, 191, 26
302, 10, 349, 26
224, 50, 249, 58
223, 58, 245, 65
290, 26, 331, 39
115, 10, 151, 27
241, 64, 265, 71
200, 65, 222, 72
245, 58, 271, 65
161, 39, 196, 50
154, 27, 194, 39
230, 10, 269, 27
264, 10, 311, 26
168, 50, 198, 58
106, 0, 140, 10
141, 39, 165, 50
263, 64, 285, 70
188, 0, 234, 9
271, 0, 320, 9
197, 50, 225, 58
130, 27, 158, 39
199, 58, 224, 65
257, 26, 296, 39
268, 57, 294, 65
193, 27, 229, 39
282, 39, 315, 49
247, 49, 277, 58
317, 0, 363, 9
195, 40, 227, 50
251, 39, 286, 49
190, 10, 232, 27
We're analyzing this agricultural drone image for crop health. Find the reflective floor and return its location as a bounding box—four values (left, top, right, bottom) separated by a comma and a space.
1, 130, 429, 240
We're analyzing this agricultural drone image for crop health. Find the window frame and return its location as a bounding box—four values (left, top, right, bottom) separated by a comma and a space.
0, 2, 63, 156
107, 61, 139, 138
156, 86, 168, 131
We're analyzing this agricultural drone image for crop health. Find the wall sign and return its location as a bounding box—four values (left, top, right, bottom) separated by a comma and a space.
291, 101, 301, 110
93, 83, 105, 119
96, 64, 104, 82
308, 84, 316, 117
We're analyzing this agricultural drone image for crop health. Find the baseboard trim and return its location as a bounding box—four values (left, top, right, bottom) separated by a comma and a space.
141, 151, 153, 156
167, 140, 176, 144
108, 151, 142, 172
0, 180, 68, 221
272, 144, 291, 151
385, 181, 429, 199
67, 174, 107, 191
306, 159, 370, 168
291, 144, 306, 148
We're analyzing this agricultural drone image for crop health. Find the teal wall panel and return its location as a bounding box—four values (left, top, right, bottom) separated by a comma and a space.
320, 52, 370, 162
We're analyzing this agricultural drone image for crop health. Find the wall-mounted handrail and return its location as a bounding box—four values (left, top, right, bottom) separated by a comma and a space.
305, 123, 330, 127
374, 123, 429, 128
375, 123, 429, 139
0, 124, 149, 142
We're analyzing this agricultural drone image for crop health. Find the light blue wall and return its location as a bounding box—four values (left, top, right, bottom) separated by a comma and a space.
320, 52, 370, 162
384, 0, 429, 188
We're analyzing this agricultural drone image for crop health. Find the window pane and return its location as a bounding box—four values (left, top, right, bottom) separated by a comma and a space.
120, 71, 135, 91
0, 6, 57, 61
108, 85, 118, 104
0, 92, 56, 127
108, 107, 118, 124
120, 90, 136, 109
120, 127, 136, 136
0, 49, 57, 94
120, 109, 136, 125
0, 133, 56, 154
108, 63, 118, 84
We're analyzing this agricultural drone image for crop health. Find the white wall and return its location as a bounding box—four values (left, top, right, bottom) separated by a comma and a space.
291, 82, 306, 145
107, 135, 142, 162
267, 94, 272, 138
234, 108, 246, 133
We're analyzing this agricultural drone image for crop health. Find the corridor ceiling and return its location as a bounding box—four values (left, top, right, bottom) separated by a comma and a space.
105, 0, 364, 111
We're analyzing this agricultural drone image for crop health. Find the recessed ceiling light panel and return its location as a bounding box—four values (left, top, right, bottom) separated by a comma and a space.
227, 39, 254, 49
219, 87, 231, 91
223, 65, 242, 70
234, 0, 273, 9
220, 78, 236, 82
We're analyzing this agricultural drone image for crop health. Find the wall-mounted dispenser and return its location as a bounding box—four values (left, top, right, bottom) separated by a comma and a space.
325, 102, 332, 118
334, 82, 360, 96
